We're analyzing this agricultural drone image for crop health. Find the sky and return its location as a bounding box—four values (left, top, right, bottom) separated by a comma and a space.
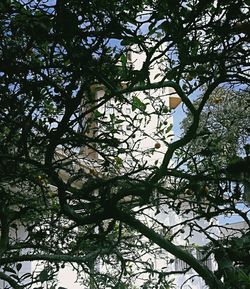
173, 102, 186, 139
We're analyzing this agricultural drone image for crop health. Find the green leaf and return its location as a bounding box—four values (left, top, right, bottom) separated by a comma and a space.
132, 96, 146, 112
115, 119, 124, 124
238, 269, 250, 282
9, 274, 19, 280
115, 284, 127, 289
39, 269, 49, 283
165, 124, 173, 134
4, 266, 16, 274
121, 38, 132, 46
120, 53, 128, 76
120, 54, 127, 67
16, 263, 22, 272
115, 156, 123, 166
220, 258, 232, 269
93, 110, 102, 119
154, 73, 161, 80
110, 113, 115, 121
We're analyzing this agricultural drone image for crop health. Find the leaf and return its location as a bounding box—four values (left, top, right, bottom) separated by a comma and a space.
132, 96, 146, 112
93, 110, 102, 119
165, 124, 173, 134
16, 263, 22, 272
115, 119, 124, 124
154, 73, 161, 80
9, 274, 19, 280
238, 269, 250, 283
120, 54, 127, 67
110, 113, 115, 122
114, 284, 126, 289
39, 269, 49, 283
115, 156, 123, 166
220, 258, 232, 269
120, 38, 132, 46
120, 54, 127, 75
3, 266, 16, 274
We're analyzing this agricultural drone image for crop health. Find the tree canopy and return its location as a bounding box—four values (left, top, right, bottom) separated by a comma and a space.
0, 0, 250, 289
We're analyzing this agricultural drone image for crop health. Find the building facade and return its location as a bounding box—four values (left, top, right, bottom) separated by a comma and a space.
1, 48, 219, 289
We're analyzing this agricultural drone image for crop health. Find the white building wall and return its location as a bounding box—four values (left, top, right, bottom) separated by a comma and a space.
0, 223, 32, 289
1, 47, 216, 289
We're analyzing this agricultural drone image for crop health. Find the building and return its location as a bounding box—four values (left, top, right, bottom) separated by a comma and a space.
55, 47, 184, 289
0, 47, 227, 289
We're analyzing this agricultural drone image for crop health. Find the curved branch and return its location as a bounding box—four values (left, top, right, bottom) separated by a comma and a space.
0, 271, 24, 289
119, 80, 195, 114
114, 208, 225, 289
0, 250, 106, 266
149, 80, 221, 184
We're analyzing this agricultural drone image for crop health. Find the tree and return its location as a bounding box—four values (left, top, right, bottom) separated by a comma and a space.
0, 0, 249, 289
178, 86, 250, 288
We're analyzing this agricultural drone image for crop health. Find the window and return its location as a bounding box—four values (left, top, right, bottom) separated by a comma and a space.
174, 248, 213, 272
174, 258, 189, 271
174, 247, 193, 271
196, 249, 213, 270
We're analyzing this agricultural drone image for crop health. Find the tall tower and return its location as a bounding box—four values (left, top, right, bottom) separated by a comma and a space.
79, 47, 181, 170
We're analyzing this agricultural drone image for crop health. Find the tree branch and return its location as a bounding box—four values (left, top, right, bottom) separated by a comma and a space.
0, 272, 24, 289
114, 208, 225, 289
0, 250, 107, 266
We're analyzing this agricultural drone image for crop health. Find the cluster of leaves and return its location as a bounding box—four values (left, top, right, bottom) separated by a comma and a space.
0, 0, 250, 289
174, 86, 250, 287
